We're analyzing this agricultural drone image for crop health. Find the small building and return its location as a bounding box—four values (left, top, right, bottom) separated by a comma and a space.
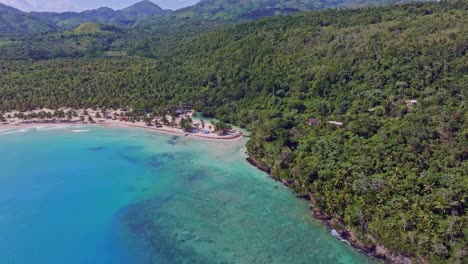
405, 99, 418, 105
309, 118, 320, 126
404, 99, 419, 111
328, 121, 344, 126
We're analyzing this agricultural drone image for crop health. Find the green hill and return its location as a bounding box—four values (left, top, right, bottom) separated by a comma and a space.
74, 22, 102, 34
119, 0, 166, 18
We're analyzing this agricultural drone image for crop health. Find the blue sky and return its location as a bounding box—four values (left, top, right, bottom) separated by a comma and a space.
0, 0, 201, 12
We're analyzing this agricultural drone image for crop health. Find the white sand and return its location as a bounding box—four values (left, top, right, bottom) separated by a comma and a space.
1, 108, 243, 141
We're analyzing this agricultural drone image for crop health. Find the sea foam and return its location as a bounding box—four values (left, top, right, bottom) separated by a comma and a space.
72, 129, 90, 133
0, 128, 30, 135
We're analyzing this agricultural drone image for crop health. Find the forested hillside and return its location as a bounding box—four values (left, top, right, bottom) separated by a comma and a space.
0, 0, 430, 35
0, 1, 466, 263
0, 3, 55, 34
170, 0, 426, 20
0, 0, 168, 34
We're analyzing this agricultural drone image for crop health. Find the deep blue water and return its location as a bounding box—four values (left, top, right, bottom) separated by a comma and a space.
0, 126, 375, 263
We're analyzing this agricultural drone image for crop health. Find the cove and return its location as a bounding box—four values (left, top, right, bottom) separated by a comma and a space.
0, 126, 375, 263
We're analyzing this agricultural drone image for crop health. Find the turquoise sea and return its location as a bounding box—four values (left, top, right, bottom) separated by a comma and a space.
0, 126, 375, 264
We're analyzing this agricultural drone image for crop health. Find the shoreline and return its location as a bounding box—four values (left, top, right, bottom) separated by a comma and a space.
0, 121, 244, 141
2, 120, 388, 262
3, 118, 396, 262
246, 156, 410, 264
1, 111, 396, 263
0, 108, 243, 141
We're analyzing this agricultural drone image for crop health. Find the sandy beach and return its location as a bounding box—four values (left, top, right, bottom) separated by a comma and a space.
0, 108, 244, 141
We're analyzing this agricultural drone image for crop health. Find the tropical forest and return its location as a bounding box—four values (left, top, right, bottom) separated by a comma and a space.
0, 0, 466, 263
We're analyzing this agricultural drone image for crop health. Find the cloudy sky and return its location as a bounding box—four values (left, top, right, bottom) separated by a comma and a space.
0, 0, 201, 12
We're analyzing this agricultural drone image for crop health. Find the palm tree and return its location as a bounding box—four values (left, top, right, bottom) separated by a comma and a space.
53, 110, 59, 120
161, 115, 169, 126
180, 117, 193, 132
143, 116, 152, 126
38, 111, 46, 122
201, 119, 205, 129
57, 110, 65, 120
29, 113, 37, 121
15, 112, 25, 121
45, 112, 53, 120
155, 119, 162, 127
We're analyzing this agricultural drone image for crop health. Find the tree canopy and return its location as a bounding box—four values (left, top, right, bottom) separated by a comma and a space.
0, 1, 466, 263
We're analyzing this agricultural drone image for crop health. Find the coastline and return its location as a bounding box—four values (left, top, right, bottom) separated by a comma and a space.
0, 108, 243, 141
1, 109, 398, 263
2, 117, 395, 263
246, 155, 411, 264
0, 119, 374, 264
0, 121, 244, 141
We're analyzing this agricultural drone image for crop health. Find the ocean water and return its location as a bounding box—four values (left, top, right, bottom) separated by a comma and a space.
0, 126, 375, 264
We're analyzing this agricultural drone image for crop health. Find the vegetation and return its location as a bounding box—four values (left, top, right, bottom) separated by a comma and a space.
0, 0, 430, 35
0, 3, 55, 34
168, 0, 424, 21
74, 22, 104, 34
180, 116, 194, 131
0, 1, 466, 263
0, 0, 169, 34
211, 121, 233, 134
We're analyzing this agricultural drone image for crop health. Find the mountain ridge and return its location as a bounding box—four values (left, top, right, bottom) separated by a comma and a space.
0, 2, 22, 13
30, 0, 169, 29
168, 0, 428, 21
0, 0, 169, 33
0, 0, 432, 34
0, 3, 56, 34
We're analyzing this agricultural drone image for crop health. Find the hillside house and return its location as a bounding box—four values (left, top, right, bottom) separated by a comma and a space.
309, 118, 320, 126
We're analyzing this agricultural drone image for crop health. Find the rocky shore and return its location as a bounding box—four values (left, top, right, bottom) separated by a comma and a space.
246, 154, 413, 264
